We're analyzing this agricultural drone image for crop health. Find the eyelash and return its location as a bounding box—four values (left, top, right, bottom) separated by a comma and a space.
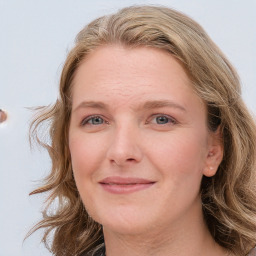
80, 114, 177, 127
146, 114, 177, 126
80, 115, 108, 126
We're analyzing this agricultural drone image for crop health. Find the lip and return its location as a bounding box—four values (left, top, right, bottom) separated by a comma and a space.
99, 176, 156, 194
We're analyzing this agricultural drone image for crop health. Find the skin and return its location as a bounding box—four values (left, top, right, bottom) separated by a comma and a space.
69, 45, 226, 256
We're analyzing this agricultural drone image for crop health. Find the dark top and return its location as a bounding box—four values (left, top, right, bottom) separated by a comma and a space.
85, 244, 256, 256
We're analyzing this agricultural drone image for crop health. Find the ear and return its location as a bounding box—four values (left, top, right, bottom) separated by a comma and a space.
203, 127, 223, 177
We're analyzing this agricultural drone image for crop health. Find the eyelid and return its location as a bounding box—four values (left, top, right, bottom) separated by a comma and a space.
146, 113, 177, 125
79, 113, 177, 127
80, 114, 108, 126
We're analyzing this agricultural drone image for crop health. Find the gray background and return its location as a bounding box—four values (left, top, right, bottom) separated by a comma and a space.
0, 0, 255, 255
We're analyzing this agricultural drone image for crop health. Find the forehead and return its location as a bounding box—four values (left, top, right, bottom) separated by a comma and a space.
71, 45, 201, 110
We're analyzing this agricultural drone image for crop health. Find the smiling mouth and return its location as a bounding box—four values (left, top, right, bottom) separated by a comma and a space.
99, 177, 155, 194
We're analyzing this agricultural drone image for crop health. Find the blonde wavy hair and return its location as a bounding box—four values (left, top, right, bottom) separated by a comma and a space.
29, 5, 256, 256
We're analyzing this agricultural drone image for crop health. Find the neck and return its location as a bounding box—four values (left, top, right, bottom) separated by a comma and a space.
102, 204, 228, 256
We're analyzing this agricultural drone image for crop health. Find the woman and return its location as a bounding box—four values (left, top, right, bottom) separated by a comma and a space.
29, 5, 256, 256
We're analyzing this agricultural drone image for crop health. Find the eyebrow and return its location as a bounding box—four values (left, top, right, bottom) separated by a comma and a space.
142, 100, 187, 112
73, 101, 108, 112
73, 100, 186, 112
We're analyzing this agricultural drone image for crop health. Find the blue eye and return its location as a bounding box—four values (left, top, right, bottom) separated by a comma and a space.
150, 115, 176, 125
155, 116, 170, 124
81, 116, 104, 126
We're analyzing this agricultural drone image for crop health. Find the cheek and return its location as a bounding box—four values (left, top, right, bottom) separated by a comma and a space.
69, 134, 106, 182
147, 131, 208, 177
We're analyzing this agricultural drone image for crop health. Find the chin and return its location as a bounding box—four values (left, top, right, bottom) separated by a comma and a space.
102, 219, 151, 236
94, 206, 163, 237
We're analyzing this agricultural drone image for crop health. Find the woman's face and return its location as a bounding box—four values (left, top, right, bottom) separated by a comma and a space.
69, 45, 221, 236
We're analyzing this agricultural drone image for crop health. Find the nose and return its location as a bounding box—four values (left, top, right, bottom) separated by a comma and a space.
106, 124, 143, 167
